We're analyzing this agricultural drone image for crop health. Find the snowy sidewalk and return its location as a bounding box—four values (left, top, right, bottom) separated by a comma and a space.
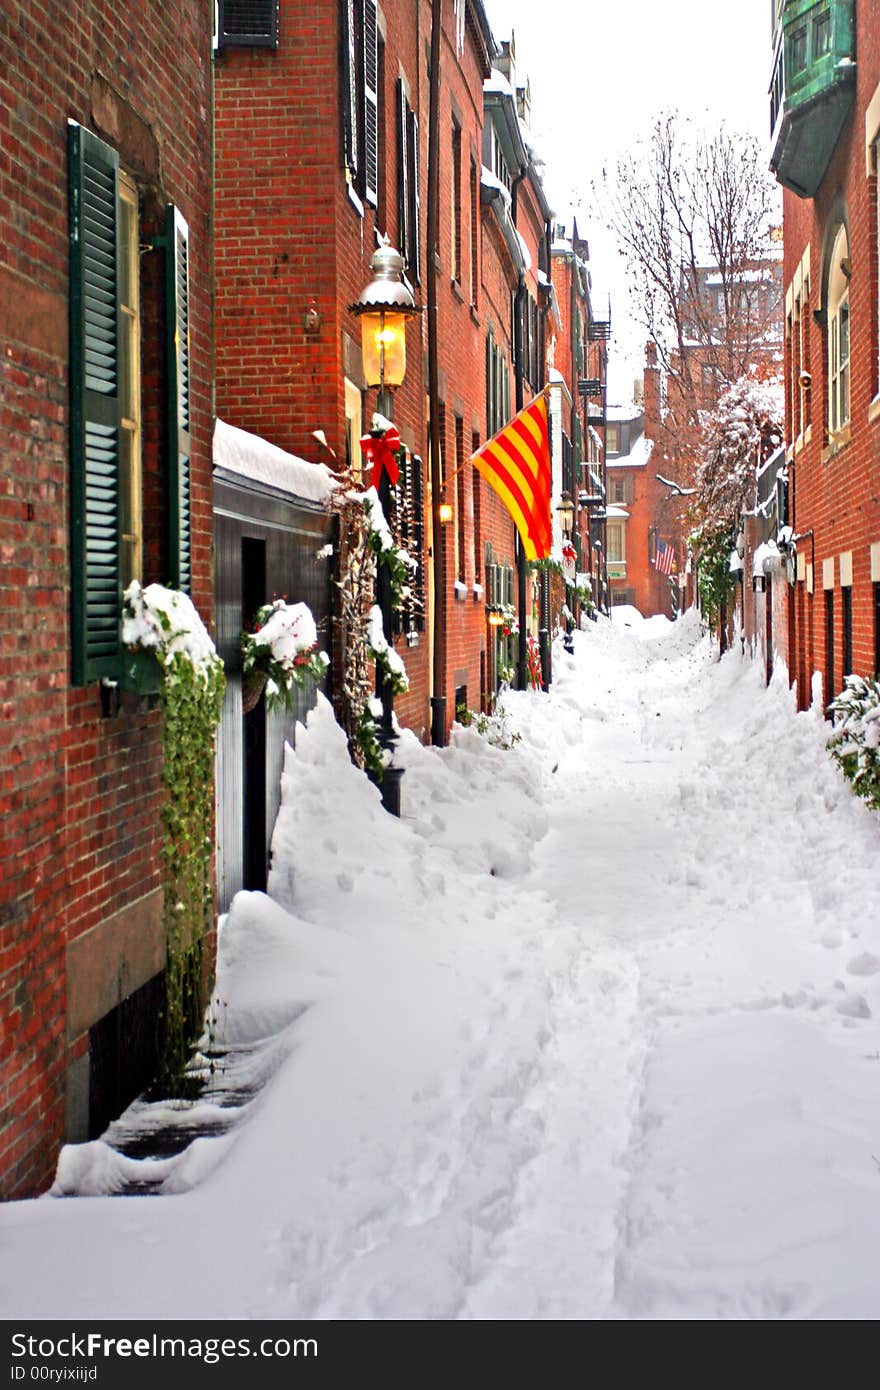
1, 612, 878, 1320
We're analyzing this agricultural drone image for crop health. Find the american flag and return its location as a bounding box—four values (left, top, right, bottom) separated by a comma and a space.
654, 537, 675, 575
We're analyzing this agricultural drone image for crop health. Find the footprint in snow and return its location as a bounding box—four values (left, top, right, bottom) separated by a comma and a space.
847, 952, 880, 977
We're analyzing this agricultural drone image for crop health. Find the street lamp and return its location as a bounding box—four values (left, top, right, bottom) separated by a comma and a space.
350, 240, 419, 817
351, 239, 418, 416
556, 491, 575, 536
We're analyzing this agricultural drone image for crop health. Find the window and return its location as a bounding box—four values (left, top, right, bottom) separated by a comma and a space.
455, 417, 466, 581
68, 123, 191, 686
217, 0, 279, 48
609, 476, 629, 505
396, 79, 420, 285
470, 158, 479, 309
874, 582, 880, 675
451, 121, 462, 283
842, 584, 853, 677
344, 377, 363, 475
812, 9, 831, 57
827, 224, 850, 436
789, 23, 808, 75
472, 435, 481, 582
486, 333, 509, 437
606, 522, 626, 564
825, 588, 835, 704
606, 424, 620, 454
342, 0, 380, 208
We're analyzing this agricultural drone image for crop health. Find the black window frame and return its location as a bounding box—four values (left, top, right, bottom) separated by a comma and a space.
217, 0, 280, 49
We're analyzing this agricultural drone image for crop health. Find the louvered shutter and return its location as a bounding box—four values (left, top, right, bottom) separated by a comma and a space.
218, 0, 279, 48
363, 0, 379, 206
68, 123, 122, 685
407, 107, 421, 286
412, 451, 425, 630
396, 80, 409, 263
342, 0, 358, 179
165, 206, 192, 593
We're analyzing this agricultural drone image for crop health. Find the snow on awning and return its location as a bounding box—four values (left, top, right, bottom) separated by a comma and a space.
605, 504, 630, 519
214, 418, 336, 504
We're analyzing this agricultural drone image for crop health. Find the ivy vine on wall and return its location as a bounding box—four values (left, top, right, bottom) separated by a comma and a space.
122, 582, 226, 1086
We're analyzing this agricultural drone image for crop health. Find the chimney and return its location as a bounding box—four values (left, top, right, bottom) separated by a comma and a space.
643, 341, 660, 433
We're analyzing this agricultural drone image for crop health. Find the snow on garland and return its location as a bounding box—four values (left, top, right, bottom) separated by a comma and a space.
326, 471, 417, 783
241, 600, 329, 714
121, 582, 225, 1087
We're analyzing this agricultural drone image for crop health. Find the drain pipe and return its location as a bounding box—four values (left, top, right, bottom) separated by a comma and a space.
427, 0, 446, 745
511, 169, 528, 690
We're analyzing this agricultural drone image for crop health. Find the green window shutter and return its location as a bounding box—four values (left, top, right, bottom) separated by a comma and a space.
165, 205, 192, 593
363, 0, 379, 206
68, 122, 122, 686
341, 0, 358, 180
407, 107, 421, 286
396, 79, 409, 263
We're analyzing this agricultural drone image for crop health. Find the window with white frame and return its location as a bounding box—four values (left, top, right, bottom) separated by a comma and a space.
606, 521, 626, 563
827, 223, 850, 436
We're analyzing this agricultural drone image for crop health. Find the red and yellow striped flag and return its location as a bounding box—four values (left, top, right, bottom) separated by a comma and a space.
470, 393, 552, 561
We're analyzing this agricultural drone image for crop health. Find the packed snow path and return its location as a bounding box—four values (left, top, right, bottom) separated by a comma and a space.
1, 612, 878, 1320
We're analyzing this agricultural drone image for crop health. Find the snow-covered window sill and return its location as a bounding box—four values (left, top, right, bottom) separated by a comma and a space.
454, 580, 468, 601
472, 582, 484, 602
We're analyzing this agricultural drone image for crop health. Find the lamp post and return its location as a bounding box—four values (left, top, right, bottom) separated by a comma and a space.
556, 491, 576, 659
350, 241, 418, 817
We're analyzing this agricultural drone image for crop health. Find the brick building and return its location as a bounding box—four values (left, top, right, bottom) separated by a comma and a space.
770, 0, 880, 706
214, 0, 499, 742
214, 5, 561, 731
0, 0, 215, 1196
551, 222, 609, 620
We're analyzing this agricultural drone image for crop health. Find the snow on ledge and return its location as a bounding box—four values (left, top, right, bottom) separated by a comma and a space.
214, 418, 336, 504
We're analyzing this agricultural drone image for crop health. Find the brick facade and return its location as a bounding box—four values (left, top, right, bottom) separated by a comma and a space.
780, 6, 880, 706
0, 0, 214, 1197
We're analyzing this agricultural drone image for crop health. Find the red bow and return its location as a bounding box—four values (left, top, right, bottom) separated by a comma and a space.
360, 425, 401, 489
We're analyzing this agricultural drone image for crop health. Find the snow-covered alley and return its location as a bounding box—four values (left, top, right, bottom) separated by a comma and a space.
1, 612, 879, 1321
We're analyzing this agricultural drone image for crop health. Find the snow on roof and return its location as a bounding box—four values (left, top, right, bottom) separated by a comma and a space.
484, 67, 515, 97
606, 434, 655, 471
606, 400, 641, 423
214, 418, 336, 503
753, 538, 780, 578
515, 229, 532, 272
548, 367, 566, 383
480, 164, 511, 209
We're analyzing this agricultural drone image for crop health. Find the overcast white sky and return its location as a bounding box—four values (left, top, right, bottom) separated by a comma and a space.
482, 0, 775, 395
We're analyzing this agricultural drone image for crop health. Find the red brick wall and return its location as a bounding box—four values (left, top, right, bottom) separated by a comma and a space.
782, 7, 880, 707
215, 2, 503, 742
0, 0, 213, 1197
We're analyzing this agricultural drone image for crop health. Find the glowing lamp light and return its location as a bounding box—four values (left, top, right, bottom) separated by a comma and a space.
487, 609, 504, 628
557, 491, 575, 535
350, 240, 419, 391
439, 502, 454, 524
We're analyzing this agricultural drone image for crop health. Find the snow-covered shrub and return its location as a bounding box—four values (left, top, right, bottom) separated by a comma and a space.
241, 599, 328, 714
454, 702, 521, 750
827, 675, 880, 811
